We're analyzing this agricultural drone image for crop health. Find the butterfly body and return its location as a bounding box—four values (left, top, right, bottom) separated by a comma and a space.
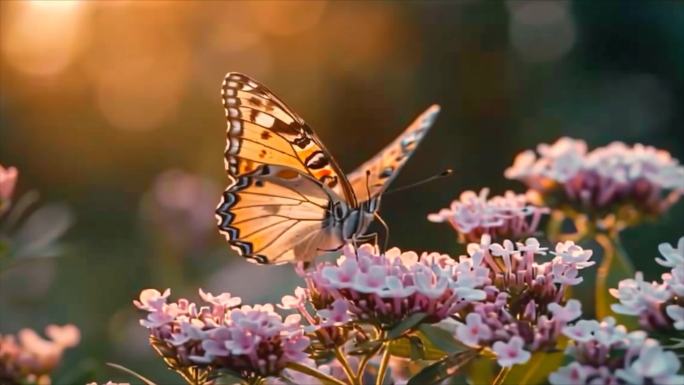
216, 72, 440, 264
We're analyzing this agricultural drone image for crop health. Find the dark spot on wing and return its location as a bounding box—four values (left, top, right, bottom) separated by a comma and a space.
321, 175, 338, 188
293, 134, 311, 149
263, 100, 275, 112
271, 119, 301, 136
261, 131, 272, 140
248, 96, 262, 107
259, 149, 267, 159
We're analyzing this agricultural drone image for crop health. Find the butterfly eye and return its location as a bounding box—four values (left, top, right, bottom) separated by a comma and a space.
334, 203, 346, 219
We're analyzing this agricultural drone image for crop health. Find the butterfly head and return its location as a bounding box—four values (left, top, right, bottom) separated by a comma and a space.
361, 196, 382, 215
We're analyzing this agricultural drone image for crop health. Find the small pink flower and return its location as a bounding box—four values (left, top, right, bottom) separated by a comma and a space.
168, 320, 206, 346
551, 263, 583, 286
133, 288, 171, 311
321, 258, 358, 288
552, 241, 595, 268
549, 362, 593, 385
455, 313, 492, 347
492, 337, 531, 367
656, 236, 684, 268
562, 319, 599, 343
0, 164, 18, 202
380, 276, 417, 298
225, 329, 260, 355
317, 299, 351, 327
352, 265, 387, 293
666, 305, 684, 330
549, 300, 582, 323
279, 287, 307, 310
87, 382, 131, 385
198, 289, 241, 308
44, 324, 80, 348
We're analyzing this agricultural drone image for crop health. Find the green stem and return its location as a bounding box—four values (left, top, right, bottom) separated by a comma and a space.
546, 210, 565, 244
356, 341, 383, 382
595, 232, 635, 323
375, 342, 391, 385
335, 346, 359, 385
286, 362, 348, 385
492, 366, 511, 385
547, 210, 597, 244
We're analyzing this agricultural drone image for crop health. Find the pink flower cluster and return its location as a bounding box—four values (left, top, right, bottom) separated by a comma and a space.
610, 236, 684, 331
0, 163, 18, 210
505, 137, 684, 218
301, 244, 487, 329
550, 317, 683, 385
448, 236, 593, 367
87, 382, 130, 385
140, 169, 221, 251
0, 324, 80, 385
134, 289, 309, 379
428, 188, 548, 243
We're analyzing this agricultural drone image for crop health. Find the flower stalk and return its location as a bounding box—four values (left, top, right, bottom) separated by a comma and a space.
492, 366, 511, 385
375, 341, 392, 385
285, 362, 348, 385
595, 231, 635, 324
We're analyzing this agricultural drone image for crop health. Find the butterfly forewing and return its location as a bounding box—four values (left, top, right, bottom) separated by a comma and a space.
221, 73, 356, 205
342, 105, 441, 202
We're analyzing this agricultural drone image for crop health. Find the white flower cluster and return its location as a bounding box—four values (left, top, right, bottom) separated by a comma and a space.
506, 138, 684, 189
303, 244, 487, 326
428, 188, 548, 242
611, 236, 684, 330
444, 236, 593, 368
505, 137, 684, 215
550, 317, 683, 385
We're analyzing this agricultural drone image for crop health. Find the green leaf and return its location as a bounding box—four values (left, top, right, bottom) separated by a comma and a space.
389, 334, 447, 361
465, 356, 496, 385
418, 324, 467, 354
348, 339, 382, 355
408, 335, 426, 360
502, 350, 565, 385
106, 362, 158, 385
387, 312, 428, 340
407, 350, 479, 385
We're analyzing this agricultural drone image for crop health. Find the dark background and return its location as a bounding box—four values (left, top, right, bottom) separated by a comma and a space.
1, 1, 683, 383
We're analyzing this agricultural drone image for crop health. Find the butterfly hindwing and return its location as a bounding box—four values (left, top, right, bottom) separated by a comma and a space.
342, 105, 441, 202
221, 73, 356, 205
216, 165, 342, 264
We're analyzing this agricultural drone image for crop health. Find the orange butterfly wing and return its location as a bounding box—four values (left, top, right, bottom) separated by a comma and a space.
221, 73, 357, 206
341, 105, 441, 202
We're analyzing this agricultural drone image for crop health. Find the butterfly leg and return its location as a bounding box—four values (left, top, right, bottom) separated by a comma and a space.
316, 243, 346, 253
373, 212, 390, 253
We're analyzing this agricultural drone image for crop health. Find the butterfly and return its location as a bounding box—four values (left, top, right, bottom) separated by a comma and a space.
216, 72, 440, 264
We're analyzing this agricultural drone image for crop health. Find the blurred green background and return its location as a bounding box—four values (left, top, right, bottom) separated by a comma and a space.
1, 1, 683, 383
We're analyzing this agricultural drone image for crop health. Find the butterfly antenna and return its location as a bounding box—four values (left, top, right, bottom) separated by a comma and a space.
365, 169, 372, 200
374, 212, 390, 252
384, 169, 454, 196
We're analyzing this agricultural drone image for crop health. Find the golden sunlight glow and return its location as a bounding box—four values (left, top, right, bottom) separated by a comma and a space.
249, 0, 327, 36
1, 1, 90, 76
